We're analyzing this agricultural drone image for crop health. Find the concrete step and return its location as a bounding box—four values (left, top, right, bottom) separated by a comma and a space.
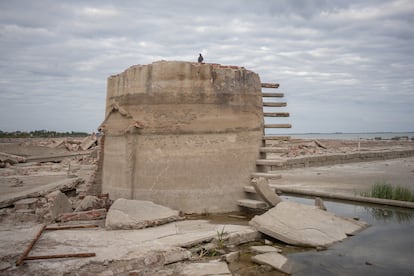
263, 112, 290, 117
262, 92, 284, 98
263, 136, 291, 141
264, 124, 292, 129
256, 159, 286, 167
244, 185, 276, 194
251, 172, 282, 179
259, 147, 289, 153
237, 199, 268, 209
261, 83, 279, 88
263, 102, 287, 107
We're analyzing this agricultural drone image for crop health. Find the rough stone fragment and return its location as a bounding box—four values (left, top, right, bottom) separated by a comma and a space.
249, 201, 368, 247
252, 252, 293, 275
315, 197, 327, 211
57, 208, 106, 222
250, 245, 282, 254
252, 177, 282, 206
224, 251, 239, 263
45, 190, 72, 220
74, 196, 106, 212
105, 199, 182, 230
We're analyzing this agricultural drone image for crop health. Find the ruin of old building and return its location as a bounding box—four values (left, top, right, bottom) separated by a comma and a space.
99, 60, 290, 213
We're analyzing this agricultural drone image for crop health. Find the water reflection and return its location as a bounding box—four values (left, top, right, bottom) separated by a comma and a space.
365, 206, 414, 223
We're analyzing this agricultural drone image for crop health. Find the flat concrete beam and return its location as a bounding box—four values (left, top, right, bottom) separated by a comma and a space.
237, 199, 268, 209
256, 159, 286, 166
259, 147, 289, 153
262, 93, 284, 97
263, 102, 287, 107
263, 112, 290, 117
264, 124, 292, 129
251, 172, 282, 179
245, 185, 278, 194
263, 136, 291, 141
261, 83, 279, 88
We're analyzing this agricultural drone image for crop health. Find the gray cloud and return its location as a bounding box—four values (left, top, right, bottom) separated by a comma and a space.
0, 0, 413, 133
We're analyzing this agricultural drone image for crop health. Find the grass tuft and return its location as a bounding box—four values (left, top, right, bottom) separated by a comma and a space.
362, 181, 414, 202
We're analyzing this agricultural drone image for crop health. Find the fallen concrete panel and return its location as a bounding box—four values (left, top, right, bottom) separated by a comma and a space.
249, 201, 368, 247
105, 199, 182, 230
252, 177, 282, 206
252, 252, 293, 274
180, 261, 232, 276
0, 178, 82, 208
250, 245, 282, 254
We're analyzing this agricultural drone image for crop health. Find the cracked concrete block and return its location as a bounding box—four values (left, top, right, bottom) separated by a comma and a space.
105, 199, 182, 230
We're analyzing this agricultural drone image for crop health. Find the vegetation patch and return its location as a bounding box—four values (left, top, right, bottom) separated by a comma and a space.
362, 181, 414, 202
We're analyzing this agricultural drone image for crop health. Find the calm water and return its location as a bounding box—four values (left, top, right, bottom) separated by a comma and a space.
284, 196, 414, 276
266, 132, 414, 140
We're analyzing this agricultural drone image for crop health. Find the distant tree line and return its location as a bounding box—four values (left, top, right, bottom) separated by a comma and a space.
0, 130, 90, 138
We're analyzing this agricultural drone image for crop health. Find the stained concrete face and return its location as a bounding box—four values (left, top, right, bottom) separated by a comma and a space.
101, 61, 263, 213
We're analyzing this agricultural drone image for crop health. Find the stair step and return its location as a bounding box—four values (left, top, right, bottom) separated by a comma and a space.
256, 159, 286, 166
263, 112, 290, 117
261, 83, 279, 88
259, 147, 289, 153
264, 124, 292, 129
243, 185, 276, 194
263, 136, 291, 141
237, 199, 268, 209
263, 102, 287, 107
262, 92, 284, 97
251, 172, 282, 179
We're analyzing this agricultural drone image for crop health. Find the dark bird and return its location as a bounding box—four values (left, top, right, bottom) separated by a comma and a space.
198, 53, 204, 63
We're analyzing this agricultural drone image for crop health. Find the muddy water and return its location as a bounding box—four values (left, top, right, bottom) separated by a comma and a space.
284, 196, 414, 276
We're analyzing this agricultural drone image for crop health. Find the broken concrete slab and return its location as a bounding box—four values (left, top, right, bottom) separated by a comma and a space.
250, 245, 282, 254
179, 261, 232, 276
80, 135, 97, 151
0, 151, 26, 164
14, 198, 39, 210
252, 177, 282, 206
0, 220, 255, 275
105, 199, 182, 230
252, 252, 293, 275
249, 201, 368, 247
0, 177, 82, 208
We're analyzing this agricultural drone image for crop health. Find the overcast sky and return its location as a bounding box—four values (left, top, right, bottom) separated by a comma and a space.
0, 0, 413, 134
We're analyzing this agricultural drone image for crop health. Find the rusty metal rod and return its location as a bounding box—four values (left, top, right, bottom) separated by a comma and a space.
24, 252, 96, 260
16, 224, 47, 266
45, 225, 99, 231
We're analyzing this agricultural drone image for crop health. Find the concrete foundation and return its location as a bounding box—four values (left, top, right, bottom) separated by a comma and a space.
100, 61, 263, 213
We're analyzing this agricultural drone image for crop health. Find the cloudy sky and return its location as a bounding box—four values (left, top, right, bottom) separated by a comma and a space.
0, 0, 413, 134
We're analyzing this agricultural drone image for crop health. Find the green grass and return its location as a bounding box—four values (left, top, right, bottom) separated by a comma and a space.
362, 181, 414, 202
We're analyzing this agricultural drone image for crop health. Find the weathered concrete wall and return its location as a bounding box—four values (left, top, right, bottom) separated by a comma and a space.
101, 61, 263, 213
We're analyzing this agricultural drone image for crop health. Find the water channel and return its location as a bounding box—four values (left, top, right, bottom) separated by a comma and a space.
283, 196, 414, 276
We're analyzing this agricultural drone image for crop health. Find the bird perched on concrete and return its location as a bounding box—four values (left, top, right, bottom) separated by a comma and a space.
198, 53, 204, 63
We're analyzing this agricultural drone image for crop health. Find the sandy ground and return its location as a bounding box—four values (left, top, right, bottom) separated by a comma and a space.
272, 156, 414, 195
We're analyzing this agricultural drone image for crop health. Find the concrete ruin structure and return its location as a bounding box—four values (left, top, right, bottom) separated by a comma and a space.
99, 60, 287, 213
